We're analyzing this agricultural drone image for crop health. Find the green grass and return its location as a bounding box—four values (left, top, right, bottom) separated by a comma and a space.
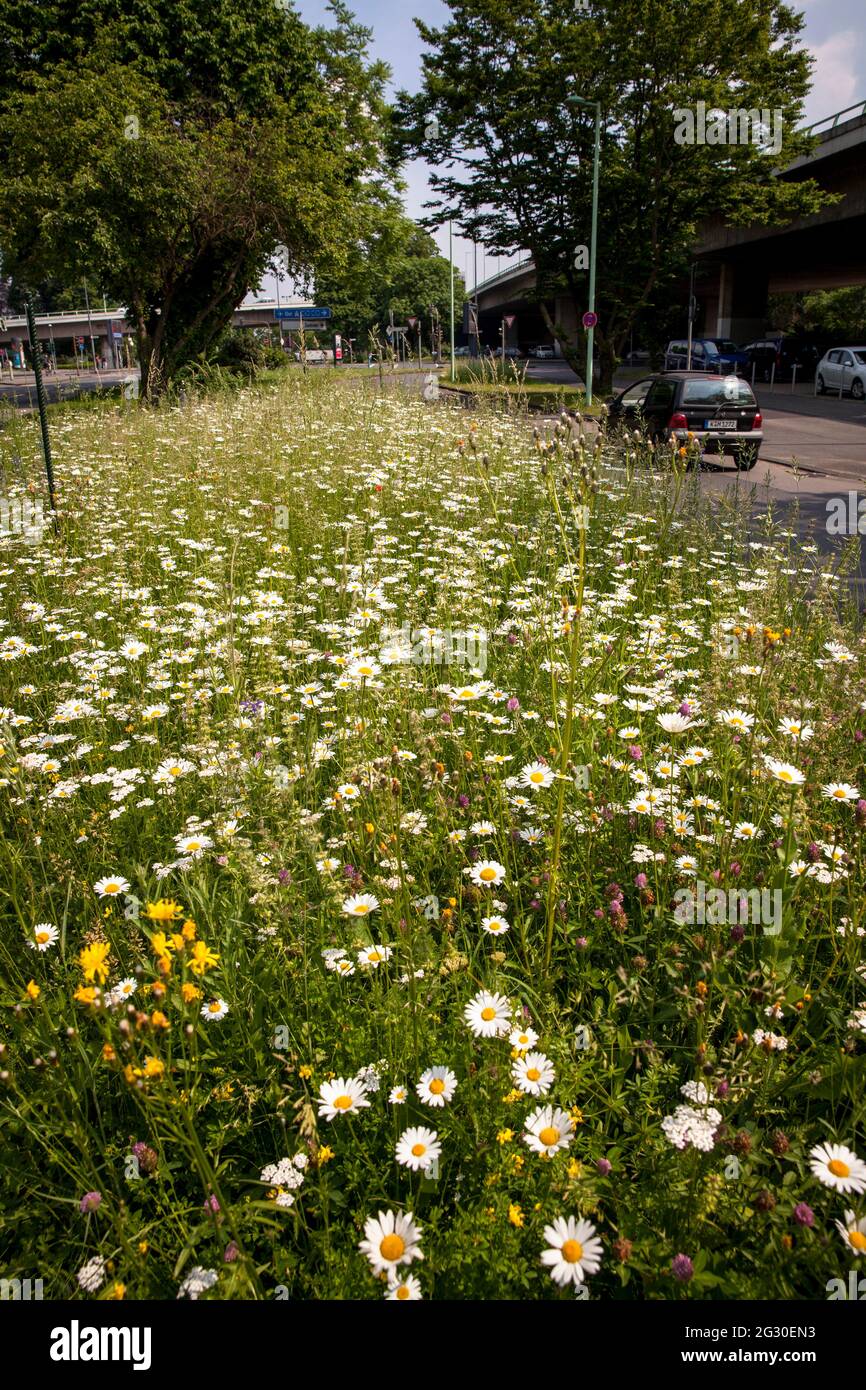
0, 372, 864, 1301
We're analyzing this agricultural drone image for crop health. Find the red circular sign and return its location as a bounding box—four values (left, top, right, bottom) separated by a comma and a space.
582, 311, 598, 329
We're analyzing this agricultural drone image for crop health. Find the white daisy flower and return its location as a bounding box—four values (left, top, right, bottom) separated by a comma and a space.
809, 1142, 866, 1194
358, 1209, 423, 1275
835, 1210, 866, 1256
28, 923, 59, 951
512, 1050, 555, 1096
469, 859, 506, 888
93, 874, 130, 898
342, 892, 380, 917
317, 1076, 371, 1121
524, 1105, 574, 1156
201, 998, 229, 1022
464, 989, 511, 1038
416, 1066, 458, 1107
541, 1216, 603, 1286
395, 1126, 441, 1173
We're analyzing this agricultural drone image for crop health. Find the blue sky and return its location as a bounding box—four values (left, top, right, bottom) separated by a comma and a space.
261, 0, 866, 298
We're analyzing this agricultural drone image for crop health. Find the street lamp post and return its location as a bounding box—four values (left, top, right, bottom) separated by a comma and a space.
449, 219, 456, 383
568, 95, 601, 406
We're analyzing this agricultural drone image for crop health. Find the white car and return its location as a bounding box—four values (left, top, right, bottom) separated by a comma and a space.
815, 346, 866, 399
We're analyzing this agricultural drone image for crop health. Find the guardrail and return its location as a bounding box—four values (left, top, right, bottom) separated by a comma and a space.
803, 100, 866, 136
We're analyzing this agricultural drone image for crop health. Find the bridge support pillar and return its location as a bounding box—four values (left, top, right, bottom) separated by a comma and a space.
702, 260, 768, 343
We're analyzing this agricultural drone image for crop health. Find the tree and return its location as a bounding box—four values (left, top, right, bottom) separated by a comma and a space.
314, 202, 463, 354
396, 0, 831, 392
0, 1, 391, 398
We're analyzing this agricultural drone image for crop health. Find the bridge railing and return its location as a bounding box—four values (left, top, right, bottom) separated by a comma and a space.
802, 101, 866, 136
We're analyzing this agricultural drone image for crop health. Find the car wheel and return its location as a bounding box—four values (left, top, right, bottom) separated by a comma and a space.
816, 374, 826, 394
852, 378, 865, 401
732, 444, 758, 471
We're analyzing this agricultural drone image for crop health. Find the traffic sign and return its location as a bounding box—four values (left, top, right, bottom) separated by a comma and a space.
582, 311, 598, 329
504, 314, 516, 328
407, 316, 419, 329
274, 307, 331, 321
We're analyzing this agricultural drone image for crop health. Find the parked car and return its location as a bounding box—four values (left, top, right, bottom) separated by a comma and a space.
528, 344, 555, 360
453, 345, 471, 357
492, 346, 522, 360
607, 371, 762, 468
292, 348, 333, 364
815, 346, 866, 399
663, 338, 750, 374
741, 336, 824, 383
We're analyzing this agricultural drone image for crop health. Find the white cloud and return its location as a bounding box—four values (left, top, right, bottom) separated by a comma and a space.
804, 31, 863, 123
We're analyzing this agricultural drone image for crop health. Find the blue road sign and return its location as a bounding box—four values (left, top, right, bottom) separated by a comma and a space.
274, 307, 331, 321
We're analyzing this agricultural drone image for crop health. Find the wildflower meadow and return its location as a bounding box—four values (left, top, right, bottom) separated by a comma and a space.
1, 373, 865, 1302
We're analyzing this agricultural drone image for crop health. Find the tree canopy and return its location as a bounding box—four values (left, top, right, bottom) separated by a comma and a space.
396, 0, 832, 389
0, 1, 393, 397
314, 202, 464, 354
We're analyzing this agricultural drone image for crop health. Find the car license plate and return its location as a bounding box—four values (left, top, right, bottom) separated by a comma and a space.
706, 419, 737, 429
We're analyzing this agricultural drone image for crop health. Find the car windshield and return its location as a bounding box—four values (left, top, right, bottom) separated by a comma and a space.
853, 351, 866, 365
708, 340, 740, 354
682, 378, 756, 406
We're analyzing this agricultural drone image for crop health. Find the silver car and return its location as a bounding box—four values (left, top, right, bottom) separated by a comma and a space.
815, 346, 866, 399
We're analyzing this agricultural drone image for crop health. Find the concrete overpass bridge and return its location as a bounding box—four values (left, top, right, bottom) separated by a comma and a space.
473, 101, 866, 351
0, 299, 314, 367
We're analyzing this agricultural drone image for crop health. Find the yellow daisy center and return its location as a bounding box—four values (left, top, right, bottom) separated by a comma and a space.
380, 1233, 405, 1261
36, 931, 50, 943
411, 1143, 426, 1157
481, 1007, 496, 1021
561, 1239, 583, 1263
353, 904, 369, 914
849, 1230, 866, 1251
829, 1158, 850, 1178
832, 789, 846, 798
368, 951, 381, 961
428, 1078, 445, 1095
333, 1094, 353, 1110
539, 1126, 560, 1147
479, 867, 496, 881
396, 1284, 410, 1299
530, 771, 544, 783
526, 1068, 541, 1082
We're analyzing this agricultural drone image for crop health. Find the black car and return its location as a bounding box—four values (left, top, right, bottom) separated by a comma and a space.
607, 371, 763, 469
741, 335, 823, 384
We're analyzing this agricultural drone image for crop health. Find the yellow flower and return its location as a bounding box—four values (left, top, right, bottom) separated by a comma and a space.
567, 1158, 582, 1180
102, 1043, 116, 1062
298, 1064, 313, 1079
74, 985, 98, 1005
150, 933, 175, 959
317, 1146, 335, 1164
181, 982, 202, 1003
143, 1056, 165, 1079
511, 1154, 525, 1172
144, 899, 183, 922
79, 941, 111, 984
496, 1129, 514, 1145
138, 1242, 149, 1254
189, 940, 220, 976
25, 979, 40, 1000
570, 1106, 584, 1124
181, 919, 197, 940
508, 1202, 524, 1228
501, 1089, 522, 1105
150, 1010, 170, 1031
108, 1282, 126, 1300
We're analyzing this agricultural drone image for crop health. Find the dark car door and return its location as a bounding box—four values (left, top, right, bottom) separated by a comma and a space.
641, 378, 678, 435
609, 376, 655, 421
